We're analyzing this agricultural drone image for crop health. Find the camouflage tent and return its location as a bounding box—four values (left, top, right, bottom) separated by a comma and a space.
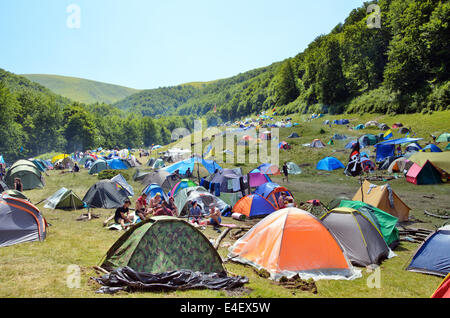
101, 216, 225, 274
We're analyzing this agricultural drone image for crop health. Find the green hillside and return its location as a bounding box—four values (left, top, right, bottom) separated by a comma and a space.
23, 74, 140, 104
0, 68, 193, 161
115, 0, 450, 122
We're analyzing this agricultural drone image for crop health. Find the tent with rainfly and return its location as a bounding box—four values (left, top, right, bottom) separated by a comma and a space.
2, 190, 29, 201
174, 186, 230, 217
408, 152, 450, 174
232, 194, 277, 219
321, 207, 391, 266
110, 174, 134, 196
44, 188, 84, 210
352, 180, 410, 222
406, 161, 443, 185
5, 160, 44, 190
0, 196, 47, 247
83, 180, 130, 209
406, 225, 450, 277
228, 208, 361, 281
101, 216, 225, 274
338, 200, 399, 248
89, 159, 109, 175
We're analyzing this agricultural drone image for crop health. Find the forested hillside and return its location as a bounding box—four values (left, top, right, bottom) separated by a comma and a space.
115, 0, 449, 124
1, 0, 449, 162
0, 68, 194, 162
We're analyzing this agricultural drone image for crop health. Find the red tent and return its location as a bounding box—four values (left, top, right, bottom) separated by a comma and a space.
432, 274, 450, 298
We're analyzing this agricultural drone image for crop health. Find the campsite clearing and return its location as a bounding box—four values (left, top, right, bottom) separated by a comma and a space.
0, 111, 449, 298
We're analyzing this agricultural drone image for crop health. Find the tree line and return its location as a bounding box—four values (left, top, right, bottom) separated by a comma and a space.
0, 69, 194, 163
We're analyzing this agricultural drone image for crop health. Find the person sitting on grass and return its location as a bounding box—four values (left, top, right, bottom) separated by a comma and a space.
153, 200, 174, 217
206, 203, 222, 231
73, 162, 80, 173
14, 178, 23, 192
114, 199, 133, 230
135, 193, 150, 220
167, 196, 178, 216
189, 201, 202, 224
148, 192, 163, 215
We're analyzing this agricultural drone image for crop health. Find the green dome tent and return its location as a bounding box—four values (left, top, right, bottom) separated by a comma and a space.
5, 160, 44, 190
338, 200, 400, 248
44, 188, 84, 210
436, 133, 450, 143
101, 216, 225, 274
286, 162, 302, 175
89, 159, 109, 175
152, 158, 165, 169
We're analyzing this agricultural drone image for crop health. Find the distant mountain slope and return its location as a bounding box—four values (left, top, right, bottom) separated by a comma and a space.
22, 74, 140, 104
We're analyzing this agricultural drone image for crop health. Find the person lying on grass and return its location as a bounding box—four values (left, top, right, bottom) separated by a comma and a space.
114, 199, 133, 230
135, 193, 151, 220
205, 203, 222, 229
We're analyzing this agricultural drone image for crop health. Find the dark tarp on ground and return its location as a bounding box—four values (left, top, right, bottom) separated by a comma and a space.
93, 267, 249, 294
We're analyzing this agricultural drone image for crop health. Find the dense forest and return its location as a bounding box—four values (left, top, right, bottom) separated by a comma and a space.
0, 68, 194, 162
1, 0, 449, 162
115, 0, 449, 124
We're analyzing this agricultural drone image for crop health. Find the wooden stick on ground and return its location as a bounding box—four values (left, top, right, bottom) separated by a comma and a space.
424, 210, 450, 219
103, 214, 114, 227
93, 266, 110, 275
214, 228, 232, 250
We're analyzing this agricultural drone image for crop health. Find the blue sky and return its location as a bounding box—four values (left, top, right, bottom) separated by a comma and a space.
0, 0, 365, 89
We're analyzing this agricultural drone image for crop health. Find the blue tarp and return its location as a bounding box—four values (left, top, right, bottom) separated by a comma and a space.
164, 157, 222, 175
375, 144, 395, 162
0, 155, 4, 164
375, 137, 423, 147
316, 157, 345, 171
407, 227, 450, 276
375, 138, 423, 162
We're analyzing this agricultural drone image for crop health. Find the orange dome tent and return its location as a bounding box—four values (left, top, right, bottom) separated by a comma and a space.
432, 273, 450, 298
228, 208, 361, 281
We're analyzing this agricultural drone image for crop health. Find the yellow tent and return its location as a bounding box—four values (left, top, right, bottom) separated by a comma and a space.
352, 180, 410, 222
52, 154, 69, 163
409, 152, 450, 173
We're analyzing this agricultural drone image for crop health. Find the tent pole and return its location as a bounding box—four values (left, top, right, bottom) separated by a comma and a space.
359, 174, 364, 202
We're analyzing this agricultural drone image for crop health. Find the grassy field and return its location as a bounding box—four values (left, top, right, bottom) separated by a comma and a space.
0, 111, 449, 298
